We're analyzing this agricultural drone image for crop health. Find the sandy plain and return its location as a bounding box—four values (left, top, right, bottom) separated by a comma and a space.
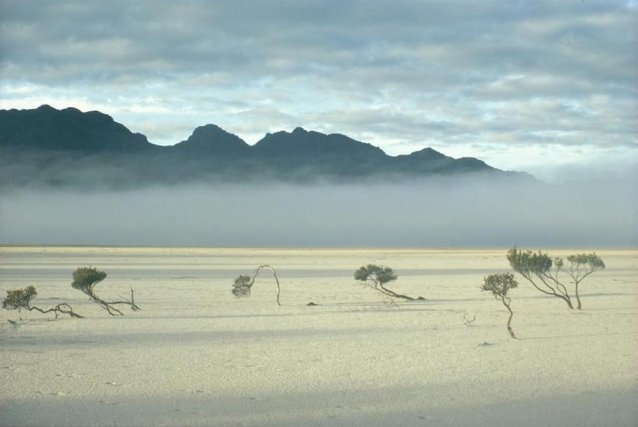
0, 246, 636, 426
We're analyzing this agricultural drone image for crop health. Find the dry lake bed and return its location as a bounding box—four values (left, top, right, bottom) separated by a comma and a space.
0, 246, 636, 426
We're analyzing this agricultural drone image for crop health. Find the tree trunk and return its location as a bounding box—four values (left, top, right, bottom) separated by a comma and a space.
502, 296, 516, 339
86, 289, 139, 315
378, 284, 416, 301
574, 282, 582, 310
561, 294, 574, 309
525, 275, 574, 309
88, 291, 124, 315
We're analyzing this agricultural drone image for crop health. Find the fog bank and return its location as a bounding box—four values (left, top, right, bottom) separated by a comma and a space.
1, 175, 634, 248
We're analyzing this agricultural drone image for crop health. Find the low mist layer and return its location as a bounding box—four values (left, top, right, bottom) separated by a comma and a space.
1, 175, 634, 248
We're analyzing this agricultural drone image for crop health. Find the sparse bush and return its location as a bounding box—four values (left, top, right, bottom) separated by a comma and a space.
354, 264, 423, 301
72, 267, 140, 315
2, 286, 37, 311
2, 285, 83, 320
507, 248, 605, 309
232, 275, 253, 298
482, 273, 518, 339
232, 265, 281, 305
71, 267, 107, 295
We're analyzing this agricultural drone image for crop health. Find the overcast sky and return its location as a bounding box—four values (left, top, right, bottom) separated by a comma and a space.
1, 0, 636, 180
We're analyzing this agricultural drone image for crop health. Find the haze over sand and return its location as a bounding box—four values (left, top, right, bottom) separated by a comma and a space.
0, 247, 636, 426
0, 172, 634, 248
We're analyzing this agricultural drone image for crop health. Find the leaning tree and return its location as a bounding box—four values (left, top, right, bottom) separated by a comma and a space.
232, 265, 281, 306
481, 273, 518, 339
354, 264, 424, 301
507, 248, 604, 310
71, 267, 140, 315
2, 285, 83, 320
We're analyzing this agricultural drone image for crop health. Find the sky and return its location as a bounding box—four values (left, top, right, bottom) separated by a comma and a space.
0, 0, 636, 181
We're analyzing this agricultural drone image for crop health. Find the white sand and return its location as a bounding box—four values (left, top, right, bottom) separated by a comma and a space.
0, 247, 636, 426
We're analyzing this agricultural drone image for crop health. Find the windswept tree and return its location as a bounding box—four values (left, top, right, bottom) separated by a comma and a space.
481, 273, 518, 339
232, 265, 281, 306
2, 286, 83, 320
71, 267, 140, 315
507, 248, 604, 310
354, 264, 423, 301
563, 253, 606, 310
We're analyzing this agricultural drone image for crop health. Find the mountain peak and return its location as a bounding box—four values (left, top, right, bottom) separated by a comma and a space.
292, 126, 308, 135
62, 106, 82, 114
174, 124, 249, 155
408, 147, 449, 159
36, 104, 57, 112
191, 124, 228, 138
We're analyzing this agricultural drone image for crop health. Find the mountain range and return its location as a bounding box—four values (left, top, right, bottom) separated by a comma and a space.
0, 105, 531, 188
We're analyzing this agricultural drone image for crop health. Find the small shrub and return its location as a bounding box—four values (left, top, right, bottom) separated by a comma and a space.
354, 264, 423, 301
71, 267, 139, 315
71, 267, 107, 295
232, 275, 253, 298
482, 273, 518, 339
2, 286, 37, 311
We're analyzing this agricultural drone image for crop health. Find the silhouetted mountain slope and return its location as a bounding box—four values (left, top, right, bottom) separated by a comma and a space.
0, 105, 155, 153
254, 127, 386, 160
0, 105, 532, 188
250, 127, 390, 176
392, 148, 496, 174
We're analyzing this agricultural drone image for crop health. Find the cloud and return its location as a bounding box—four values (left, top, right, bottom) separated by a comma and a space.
0, 0, 635, 175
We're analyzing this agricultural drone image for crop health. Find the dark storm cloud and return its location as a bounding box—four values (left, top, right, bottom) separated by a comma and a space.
0, 0, 636, 176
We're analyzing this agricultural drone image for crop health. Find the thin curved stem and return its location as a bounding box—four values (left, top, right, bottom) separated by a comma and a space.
501, 295, 516, 339
249, 265, 281, 306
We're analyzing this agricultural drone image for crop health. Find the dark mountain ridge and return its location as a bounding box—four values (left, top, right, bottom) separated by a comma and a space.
0, 105, 155, 153
0, 105, 531, 188
254, 127, 387, 160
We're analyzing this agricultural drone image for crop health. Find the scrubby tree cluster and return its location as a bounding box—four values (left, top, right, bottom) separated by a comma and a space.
72, 267, 140, 315
232, 265, 281, 305
478, 249, 607, 339
481, 273, 518, 339
2, 285, 83, 320
507, 248, 605, 310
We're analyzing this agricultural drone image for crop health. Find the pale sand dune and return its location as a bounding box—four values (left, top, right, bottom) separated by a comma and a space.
0, 247, 636, 426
